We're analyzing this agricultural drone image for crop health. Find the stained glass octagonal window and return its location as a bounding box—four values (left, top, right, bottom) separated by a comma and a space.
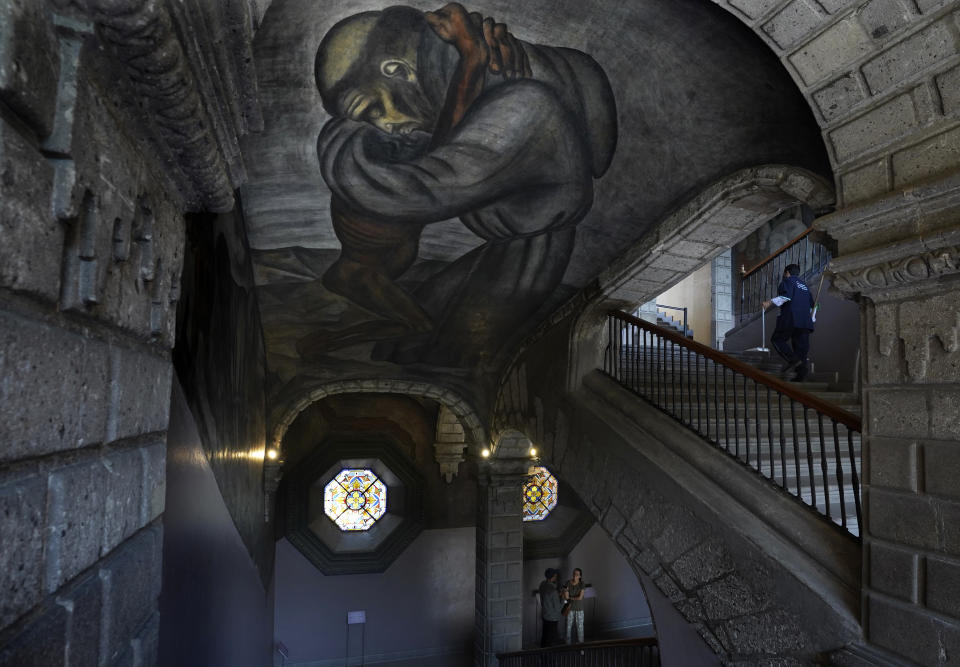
523, 466, 558, 522
324, 468, 387, 531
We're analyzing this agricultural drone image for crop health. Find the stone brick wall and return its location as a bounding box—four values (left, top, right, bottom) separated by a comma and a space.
854, 287, 960, 663
0, 3, 185, 665
712, 250, 736, 349
475, 456, 527, 667
712, 0, 960, 208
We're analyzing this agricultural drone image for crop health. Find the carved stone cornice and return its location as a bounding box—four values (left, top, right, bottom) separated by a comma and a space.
829, 232, 960, 299
815, 169, 960, 254
82, 0, 262, 212
818, 169, 960, 300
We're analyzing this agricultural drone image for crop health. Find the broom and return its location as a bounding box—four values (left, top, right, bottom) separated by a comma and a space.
811, 272, 825, 323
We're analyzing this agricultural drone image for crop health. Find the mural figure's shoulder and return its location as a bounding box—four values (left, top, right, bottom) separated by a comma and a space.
524, 43, 618, 178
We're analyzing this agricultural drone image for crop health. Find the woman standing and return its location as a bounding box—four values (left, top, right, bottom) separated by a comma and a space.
563, 568, 586, 644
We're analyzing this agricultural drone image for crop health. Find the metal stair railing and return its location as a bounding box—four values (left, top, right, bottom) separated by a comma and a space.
497, 637, 660, 667
737, 227, 831, 323
603, 310, 862, 538
655, 303, 689, 337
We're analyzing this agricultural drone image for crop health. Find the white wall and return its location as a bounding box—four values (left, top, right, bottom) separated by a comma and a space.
522, 524, 720, 666
656, 262, 714, 345
523, 524, 654, 647
273, 528, 475, 666
159, 382, 274, 667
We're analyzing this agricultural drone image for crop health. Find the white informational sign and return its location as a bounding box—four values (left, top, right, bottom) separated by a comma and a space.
347, 610, 366, 625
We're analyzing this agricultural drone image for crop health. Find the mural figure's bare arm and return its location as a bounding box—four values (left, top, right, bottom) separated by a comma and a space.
426, 3, 530, 144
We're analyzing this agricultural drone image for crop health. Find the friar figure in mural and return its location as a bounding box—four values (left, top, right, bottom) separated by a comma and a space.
304, 3, 617, 367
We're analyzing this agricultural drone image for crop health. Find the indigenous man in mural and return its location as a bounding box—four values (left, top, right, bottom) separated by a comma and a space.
307, 3, 617, 366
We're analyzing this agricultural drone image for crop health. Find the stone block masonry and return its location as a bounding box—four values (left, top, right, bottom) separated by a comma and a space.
475, 458, 527, 667
854, 280, 960, 665
0, 3, 185, 665
711, 0, 960, 207
0, 523, 163, 667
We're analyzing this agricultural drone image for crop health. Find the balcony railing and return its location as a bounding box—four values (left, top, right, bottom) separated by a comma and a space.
603, 311, 862, 537
737, 228, 830, 322
497, 637, 660, 667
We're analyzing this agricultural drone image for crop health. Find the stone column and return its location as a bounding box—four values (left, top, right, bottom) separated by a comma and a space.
475, 458, 528, 667
712, 249, 734, 349
818, 174, 960, 665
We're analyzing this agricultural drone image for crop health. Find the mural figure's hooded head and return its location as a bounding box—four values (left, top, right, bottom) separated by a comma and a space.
315, 7, 455, 137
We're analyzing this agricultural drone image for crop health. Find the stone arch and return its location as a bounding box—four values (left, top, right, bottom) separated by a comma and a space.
706, 0, 960, 208
562, 164, 835, 392
270, 379, 487, 455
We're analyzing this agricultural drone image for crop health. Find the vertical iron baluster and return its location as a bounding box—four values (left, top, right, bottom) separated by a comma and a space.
723, 366, 730, 453
624, 320, 630, 388
713, 357, 719, 445
661, 334, 666, 410
833, 419, 847, 528
614, 315, 620, 381
804, 407, 816, 509
671, 340, 677, 418
635, 324, 641, 395
733, 369, 740, 459
767, 386, 775, 480
695, 354, 702, 435
791, 399, 800, 498
633, 323, 639, 393
755, 380, 761, 473
646, 329, 651, 399
651, 332, 656, 405
658, 334, 664, 408
848, 428, 862, 535
614, 316, 620, 382
778, 393, 787, 486
618, 320, 627, 386
624, 318, 629, 382
606, 315, 613, 375
640, 327, 647, 398
680, 344, 686, 424
818, 413, 830, 519
744, 374, 751, 469
705, 358, 711, 440
653, 333, 658, 404
687, 347, 693, 426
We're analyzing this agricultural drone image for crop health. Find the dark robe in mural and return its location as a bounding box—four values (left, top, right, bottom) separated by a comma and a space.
315, 18, 617, 368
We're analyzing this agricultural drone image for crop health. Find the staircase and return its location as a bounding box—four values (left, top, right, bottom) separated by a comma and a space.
606, 312, 862, 538
719, 350, 861, 534
737, 227, 831, 324
655, 311, 692, 338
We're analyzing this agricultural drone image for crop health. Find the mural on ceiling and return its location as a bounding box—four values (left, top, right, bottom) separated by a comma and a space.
245, 0, 832, 411
290, 3, 617, 370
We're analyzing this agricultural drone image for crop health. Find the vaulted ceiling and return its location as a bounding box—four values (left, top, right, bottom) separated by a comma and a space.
239, 0, 831, 416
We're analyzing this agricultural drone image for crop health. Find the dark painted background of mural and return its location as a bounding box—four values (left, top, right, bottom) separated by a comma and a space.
242, 0, 833, 430
174, 207, 273, 582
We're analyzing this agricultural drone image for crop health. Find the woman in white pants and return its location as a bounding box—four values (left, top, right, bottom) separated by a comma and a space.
563, 568, 586, 644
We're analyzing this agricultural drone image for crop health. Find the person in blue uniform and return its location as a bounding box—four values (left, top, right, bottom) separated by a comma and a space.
763, 263, 815, 381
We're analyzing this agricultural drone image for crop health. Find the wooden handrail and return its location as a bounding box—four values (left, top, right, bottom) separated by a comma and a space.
497, 636, 658, 659
741, 227, 815, 279
609, 311, 862, 431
